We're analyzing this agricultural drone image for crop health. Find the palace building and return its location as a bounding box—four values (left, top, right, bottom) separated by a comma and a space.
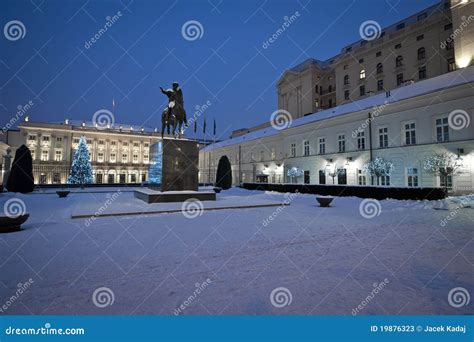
199, 0, 474, 194
2, 120, 160, 185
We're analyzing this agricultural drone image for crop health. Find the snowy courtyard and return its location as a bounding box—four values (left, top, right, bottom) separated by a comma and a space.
0, 187, 473, 315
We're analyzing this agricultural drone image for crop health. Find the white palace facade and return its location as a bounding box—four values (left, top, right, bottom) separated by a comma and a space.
199, 0, 474, 194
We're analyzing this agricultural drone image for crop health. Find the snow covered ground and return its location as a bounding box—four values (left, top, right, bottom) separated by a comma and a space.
0, 187, 472, 315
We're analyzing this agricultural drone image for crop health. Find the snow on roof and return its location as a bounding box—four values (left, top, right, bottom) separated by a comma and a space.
66, 120, 157, 134
202, 65, 474, 152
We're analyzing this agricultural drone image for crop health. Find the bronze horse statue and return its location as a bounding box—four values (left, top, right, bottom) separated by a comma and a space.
160, 82, 187, 138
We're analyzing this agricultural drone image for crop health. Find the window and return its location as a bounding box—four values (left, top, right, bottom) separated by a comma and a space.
122, 154, 128, 163
98, 140, 104, 145
73, 138, 80, 144
133, 142, 139, 147
122, 142, 128, 146
56, 137, 62, 142
344, 90, 350, 100
376, 51, 382, 57
41, 150, 49, 161
377, 79, 384, 91
407, 167, 419, 187
417, 47, 426, 60
436, 117, 449, 142
110, 153, 116, 163
318, 138, 325, 154
440, 174, 453, 191
28, 135, 36, 141
360, 69, 366, 79
344, 75, 349, 85
303, 140, 310, 156
396, 23, 405, 30
39, 173, 47, 184
379, 127, 388, 148
395, 43, 402, 49
290, 143, 296, 157
97, 152, 104, 162
271, 147, 275, 160
43, 136, 50, 141
417, 13, 427, 21
376, 63, 383, 74
319, 170, 326, 184
260, 150, 264, 161
446, 41, 454, 50
53, 173, 61, 184
448, 58, 456, 72
417, 66, 426, 80
359, 58, 364, 64
338, 134, 345, 152
416, 34, 424, 41
144, 143, 149, 148
404, 122, 416, 145
133, 154, 139, 163
396, 55, 403, 67
358, 170, 367, 185
143, 155, 149, 164
357, 131, 365, 150
343, 64, 349, 70
380, 175, 390, 186
337, 168, 347, 185
54, 150, 62, 161
360, 85, 365, 96
111, 141, 116, 146
397, 73, 404, 86
444, 23, 453, 30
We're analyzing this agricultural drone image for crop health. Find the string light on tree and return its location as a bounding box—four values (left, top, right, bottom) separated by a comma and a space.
363, 157, 394, 186
67, 136, 94, 186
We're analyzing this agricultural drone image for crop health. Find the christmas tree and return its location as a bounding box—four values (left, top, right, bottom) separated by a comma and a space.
68, 136, 94, 185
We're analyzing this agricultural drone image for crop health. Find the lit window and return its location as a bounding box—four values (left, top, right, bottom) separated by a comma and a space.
360, 69, 366, 79
133, 154, 139, 163
41, 150, 49, 161
122, 154, 128, 163
54, 150, 62, 161
110, 153, 116, 163
97, 152, 104, 163
407, 167, 419, 187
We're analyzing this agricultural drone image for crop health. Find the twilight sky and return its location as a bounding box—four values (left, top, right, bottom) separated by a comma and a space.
1, 0, 439, 140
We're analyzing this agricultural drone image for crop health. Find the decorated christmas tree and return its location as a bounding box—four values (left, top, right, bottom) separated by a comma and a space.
363, 157, 394, 185
68, 136, 94, 185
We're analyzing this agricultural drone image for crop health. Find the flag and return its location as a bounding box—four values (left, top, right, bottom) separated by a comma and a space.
194, 119, 197, 133
213, 118, 216, 136
203, 117, 206, 134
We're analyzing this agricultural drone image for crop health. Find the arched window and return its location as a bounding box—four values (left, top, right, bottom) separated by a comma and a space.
417, 47, 426, 60
360, 69, 366, 80
396, 55, 403, 67
344, 75, 349, 85
376, 63, 383, 74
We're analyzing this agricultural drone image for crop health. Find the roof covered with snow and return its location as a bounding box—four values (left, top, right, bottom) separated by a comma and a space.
202, 65, 474, 152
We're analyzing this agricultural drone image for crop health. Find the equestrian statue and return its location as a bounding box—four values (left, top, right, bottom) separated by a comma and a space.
160, 82, 187, 138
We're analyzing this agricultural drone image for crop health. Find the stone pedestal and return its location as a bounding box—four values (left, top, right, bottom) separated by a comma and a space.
147, 139, 199, 191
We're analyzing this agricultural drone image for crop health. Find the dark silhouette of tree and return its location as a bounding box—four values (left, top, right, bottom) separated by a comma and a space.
215, 156, 232, 189
6, 145, 34, 193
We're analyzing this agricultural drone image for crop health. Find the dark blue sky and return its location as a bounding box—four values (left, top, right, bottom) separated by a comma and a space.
1, 0, 439, 140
